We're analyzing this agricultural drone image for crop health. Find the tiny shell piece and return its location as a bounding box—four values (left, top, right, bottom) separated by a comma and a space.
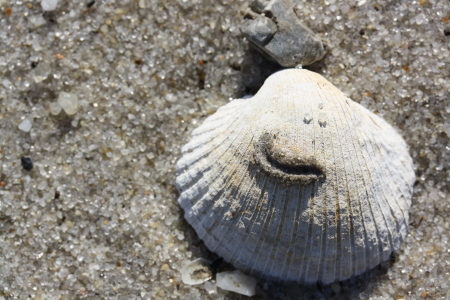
216, 270, 257, 297
176, 69, 415, 284
180, 258, 213, 285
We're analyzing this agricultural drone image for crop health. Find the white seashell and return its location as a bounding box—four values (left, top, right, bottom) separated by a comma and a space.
176, 69, 415, 284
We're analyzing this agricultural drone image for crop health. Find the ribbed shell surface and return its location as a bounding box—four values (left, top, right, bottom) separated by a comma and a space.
176, 69, 415, 284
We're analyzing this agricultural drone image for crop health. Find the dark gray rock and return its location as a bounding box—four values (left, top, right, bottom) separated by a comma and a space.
241, 0, 326, 67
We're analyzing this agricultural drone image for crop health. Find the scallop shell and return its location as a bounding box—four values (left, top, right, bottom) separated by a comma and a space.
176, 69, 415, 284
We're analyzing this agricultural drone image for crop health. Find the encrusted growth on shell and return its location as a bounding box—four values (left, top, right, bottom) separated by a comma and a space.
176, 69, 415, 284
254, 132, 325, 185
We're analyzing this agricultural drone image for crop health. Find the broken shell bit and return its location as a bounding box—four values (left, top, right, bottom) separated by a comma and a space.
176, 69, 415, 284
180, 258, 213, 285
240, 0, 326, 67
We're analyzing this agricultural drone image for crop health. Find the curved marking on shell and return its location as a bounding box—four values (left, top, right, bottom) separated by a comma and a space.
253, 132, 325, 185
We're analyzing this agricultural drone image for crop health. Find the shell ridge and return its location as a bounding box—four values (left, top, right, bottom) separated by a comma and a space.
332, 98, 358, 281
378, 137, 414, 207
177, 118, 251, 194
372, 140, 411, 242
286, 96, 318, 281
346, 104, 413, 197
314, 89, 330, 283
335, 112, 357, 281
343, 107, 389, 266
322, 87, 350, 283
232, 173, 270, 269
364, 140, 400, 261
179, 127, 256, 233
278, 95, 311, 281
354, 137, 387, 266
190, 106, 238, 136
297, 184, 316, 281
280, 185, 307, 280
365, 133, 408, 259
319, 124, 330, 283
187, 116, 237, 146
189, 100, 248, 138
179, 136, 242, 202
178, 164, 213, 209
357, 115, 412, 240
236, 175, 273, 277
193, 133, 255, 232
186, 184, 224, 231
358, 130, 402, 255
202, 135, 258, 255
368, 117, 414, 222
257, 186, 288, 278
180, 99, 250, 154
340, 96, 382, 273
182, 112, 236, 152
321, 91, 343, 283
246, 180, 281, 277
208, 142, 268, 260
178, 102, 250, 171
305, 83, 333, 283
186, 192, 225, 240
180, 132, 246, 192
265, 186, 292, 278
336, 93, 400, 268
301, 182, 319, 282
300, 89, 320, 282
333, 95, 369, 277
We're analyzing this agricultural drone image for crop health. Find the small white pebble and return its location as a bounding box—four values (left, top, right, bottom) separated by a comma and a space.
216, 270, 257, 297
58, 92, 79, 115
2, 79, 13, 89
41, 0, 58, 11
18, 119, 32, 132
50, 102, 62, 115
37, 180, 48, 191
32, 62, 51, 83
28, 15, 47, 28
357, 0, 367, 6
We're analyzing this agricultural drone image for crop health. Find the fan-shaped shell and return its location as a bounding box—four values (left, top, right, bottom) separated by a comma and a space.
176, 69, 415, 284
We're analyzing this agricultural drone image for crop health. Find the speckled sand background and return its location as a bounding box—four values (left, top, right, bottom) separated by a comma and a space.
0, 0, 449, 299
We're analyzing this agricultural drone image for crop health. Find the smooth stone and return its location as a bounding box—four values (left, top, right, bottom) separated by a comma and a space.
18, 119, 32, 132
216, 270, 257, 297
41, 0, 58, 11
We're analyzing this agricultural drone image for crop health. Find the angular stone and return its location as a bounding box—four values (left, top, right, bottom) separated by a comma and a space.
57, 92, 79, 115
18, 119, 32, 132
240, 0, 326, 67
241, 15, 277, 45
